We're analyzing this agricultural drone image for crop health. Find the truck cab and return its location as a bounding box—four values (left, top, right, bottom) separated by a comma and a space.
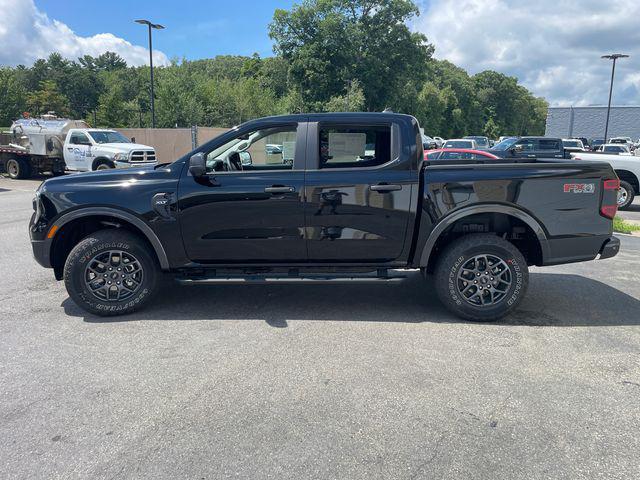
63, 129, 157, 171
490, 136, 566, 160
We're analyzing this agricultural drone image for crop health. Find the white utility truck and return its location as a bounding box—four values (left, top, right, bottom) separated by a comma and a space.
0, 114, 157, 179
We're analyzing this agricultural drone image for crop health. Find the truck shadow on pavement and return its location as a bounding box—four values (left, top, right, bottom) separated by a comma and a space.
62, 272, 640, 327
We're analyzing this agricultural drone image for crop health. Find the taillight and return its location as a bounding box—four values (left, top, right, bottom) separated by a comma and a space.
600, 178, 620, 219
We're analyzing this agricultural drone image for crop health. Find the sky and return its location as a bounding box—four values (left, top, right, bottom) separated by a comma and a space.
1, 0, 639, 107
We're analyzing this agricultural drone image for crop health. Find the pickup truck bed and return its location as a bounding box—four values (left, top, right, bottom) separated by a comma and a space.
29, 113, 620, 321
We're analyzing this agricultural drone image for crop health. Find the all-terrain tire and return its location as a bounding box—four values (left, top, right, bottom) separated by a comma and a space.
434, 234, 529, 321
617, 180, 635, 210
64, 229, 160, 316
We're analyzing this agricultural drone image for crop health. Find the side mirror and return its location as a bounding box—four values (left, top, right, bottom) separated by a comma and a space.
189, 152, 207, 177
239, 151, 252, 166
130, 137, 136, 143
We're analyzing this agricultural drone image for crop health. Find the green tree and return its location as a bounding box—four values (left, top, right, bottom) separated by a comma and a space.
324, 79, 365, 112
26, 80, 70, 116
0, 68, 27, 125
270, 0, 433, 111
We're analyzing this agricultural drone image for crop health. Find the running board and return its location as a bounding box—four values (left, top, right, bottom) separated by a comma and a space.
176, 272, 408, 285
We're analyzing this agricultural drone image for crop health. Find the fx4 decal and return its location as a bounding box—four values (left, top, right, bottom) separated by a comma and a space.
564, 183, 595, 194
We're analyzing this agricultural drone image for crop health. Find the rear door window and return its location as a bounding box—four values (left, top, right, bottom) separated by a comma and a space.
319, 125, 391, 169
539, 139, 561, 150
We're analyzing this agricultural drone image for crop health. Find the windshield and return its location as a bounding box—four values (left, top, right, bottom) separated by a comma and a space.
465, 136, 489, 147
88, 130, 131, 144
492, 137, 518, 151
444, 140, 474, 148
563, 140, 582, 148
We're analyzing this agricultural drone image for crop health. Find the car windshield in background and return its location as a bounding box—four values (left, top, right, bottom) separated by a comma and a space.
563, 140, 582, 148
444, 140, 473, 148
492, 137, 518, 150
465, 136, 489, 147
88, 131, 131, 144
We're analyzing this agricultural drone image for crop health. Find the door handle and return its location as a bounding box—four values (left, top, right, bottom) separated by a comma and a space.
265, 186, 295, 194
370, 184, 402, 192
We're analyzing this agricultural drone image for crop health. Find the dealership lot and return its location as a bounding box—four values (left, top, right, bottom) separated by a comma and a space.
1, 176, 639, 479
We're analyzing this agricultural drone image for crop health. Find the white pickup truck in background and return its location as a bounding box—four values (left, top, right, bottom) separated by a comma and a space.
0, 115, 157, 179
571, 150, 640, 209
63, 129, 157, 172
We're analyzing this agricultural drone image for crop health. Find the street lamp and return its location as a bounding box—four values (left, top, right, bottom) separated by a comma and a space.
135, 19, 165, 128
601, 53, 629, 144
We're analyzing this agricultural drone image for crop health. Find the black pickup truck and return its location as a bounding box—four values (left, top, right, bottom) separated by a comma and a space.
29, 113, 620, 321
489, 136, 567, 160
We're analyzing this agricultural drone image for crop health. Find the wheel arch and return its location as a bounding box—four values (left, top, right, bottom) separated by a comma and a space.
614, 169, 639, 193
49, 207, 170, 279
419, 204, 549, 271
91, 156, 114, 171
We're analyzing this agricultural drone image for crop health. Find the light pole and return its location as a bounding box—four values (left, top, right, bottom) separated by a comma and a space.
601, 53, 629, 143
135, 19, 164, 128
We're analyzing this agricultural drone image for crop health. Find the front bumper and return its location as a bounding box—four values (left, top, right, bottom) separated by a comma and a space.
599, 236, 620, 260
31, 238, 52, 268
115, 161, 158, 169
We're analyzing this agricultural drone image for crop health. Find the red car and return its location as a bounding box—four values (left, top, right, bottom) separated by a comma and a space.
425, 148, 500, 161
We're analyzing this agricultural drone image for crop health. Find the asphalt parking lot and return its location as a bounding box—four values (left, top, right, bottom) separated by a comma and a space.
1, 175, 639, 479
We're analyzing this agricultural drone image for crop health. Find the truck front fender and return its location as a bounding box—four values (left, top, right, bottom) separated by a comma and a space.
50, 207, 170, 270
418, 204, 550, 267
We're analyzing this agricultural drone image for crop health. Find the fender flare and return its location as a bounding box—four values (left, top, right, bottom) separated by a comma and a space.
51, 207, 170, 270
419, 204, 550, 267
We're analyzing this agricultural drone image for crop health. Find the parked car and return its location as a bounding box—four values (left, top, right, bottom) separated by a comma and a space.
0, 115, 157, 179
572, 150, 639, 209
562, 138, 586, 154
489, 136, 566, 159
609, 137, 635, 152
443, 138, 477, 149
30, 112, 620, 322
425, 148, 499, 161
596, 144, 632, 154
463, 136, 490, 150
572, 137, 591, 151
422, 134, 438, 150
591, 139, 605, 151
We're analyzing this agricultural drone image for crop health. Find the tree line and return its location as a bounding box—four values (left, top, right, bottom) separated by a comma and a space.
0, 0, 547, 138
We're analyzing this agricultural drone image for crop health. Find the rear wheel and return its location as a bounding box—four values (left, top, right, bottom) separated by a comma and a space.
64, 229, 160, 316
617, 180, 635, 210
434, 234, 529, 321
6, 157, 31, 179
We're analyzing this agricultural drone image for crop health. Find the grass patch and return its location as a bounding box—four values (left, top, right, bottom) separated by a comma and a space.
613, 216, 640, 234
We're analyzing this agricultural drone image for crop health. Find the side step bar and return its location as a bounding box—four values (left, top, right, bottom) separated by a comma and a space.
176, 271, 409, 285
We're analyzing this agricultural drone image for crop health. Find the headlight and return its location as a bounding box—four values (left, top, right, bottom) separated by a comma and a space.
32, 191, 44, 221
114, 152, 129, 162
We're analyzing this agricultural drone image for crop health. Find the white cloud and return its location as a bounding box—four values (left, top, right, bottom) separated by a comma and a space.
415, 0, 640, 106
0, 0, 169, 67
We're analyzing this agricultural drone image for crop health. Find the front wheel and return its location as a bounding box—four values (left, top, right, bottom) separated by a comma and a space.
617, 180, 635, 210
64, 229, 160, 316
434, 234, 529, 321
